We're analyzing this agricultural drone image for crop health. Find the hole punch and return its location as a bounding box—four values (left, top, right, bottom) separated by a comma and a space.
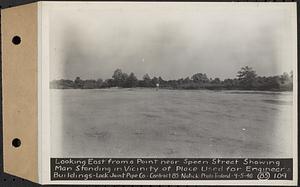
12, 36, 21, 45
12, 138, 21, 148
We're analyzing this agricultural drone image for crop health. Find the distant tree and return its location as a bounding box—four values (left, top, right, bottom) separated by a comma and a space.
279, 72, 290, 84
143, 74, 151, 81
74, 77, 84, 88
124, 72, 138, 87
267, 76, 280, 90
183, 77, 191, 84
112, 69, 123, 80
211, 78, 221, 84
151, 77, 159, 87
51, 67, 293, 91
191, 73, 209, 83
278, 72, 293, 91
96, 78, 103, 88
223, 78, 240, 89
223, 79, 233, 88
83, 80, 97, 89
166, 80, 178, 89
157, 77, 165, 87
103, 79, 115, 88
142, 74, 151, 87
177, 78, 184, 84
237, 66, 257, 89
158, 76, 164, 83
112, 69, 128, 87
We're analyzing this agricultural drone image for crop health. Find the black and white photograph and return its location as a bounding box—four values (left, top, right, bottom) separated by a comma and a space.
47, 2, 296, 159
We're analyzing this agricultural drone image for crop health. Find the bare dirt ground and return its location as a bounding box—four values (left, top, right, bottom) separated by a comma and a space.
51, 88, 293, 158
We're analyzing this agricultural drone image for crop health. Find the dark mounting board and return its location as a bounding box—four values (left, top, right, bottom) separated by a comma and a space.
0, 0, 297, 187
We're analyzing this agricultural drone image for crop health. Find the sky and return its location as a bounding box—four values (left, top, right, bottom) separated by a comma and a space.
48, 2, 296, 81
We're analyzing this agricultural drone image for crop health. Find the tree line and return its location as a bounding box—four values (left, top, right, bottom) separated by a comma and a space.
50, 66, 293, 91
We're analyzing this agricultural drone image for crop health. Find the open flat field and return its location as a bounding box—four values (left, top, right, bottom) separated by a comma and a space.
51, 88, 293, 157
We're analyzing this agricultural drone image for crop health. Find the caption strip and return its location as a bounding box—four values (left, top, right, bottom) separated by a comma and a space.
51, 158, 292, 180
